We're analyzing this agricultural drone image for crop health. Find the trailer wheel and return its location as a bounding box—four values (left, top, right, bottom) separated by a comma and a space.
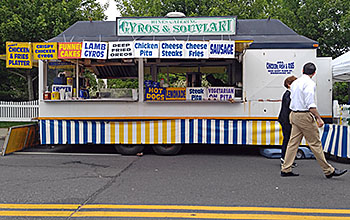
296, 149, 305, 159
114, 145, 144, 155
152, 145, 182, 155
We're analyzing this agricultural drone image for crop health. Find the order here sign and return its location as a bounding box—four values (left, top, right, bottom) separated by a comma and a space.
6, 42, 32, 68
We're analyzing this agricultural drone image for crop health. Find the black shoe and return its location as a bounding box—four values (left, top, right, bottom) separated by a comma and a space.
325, 168, 347, 179
281, 171, 299, 177
281, 158, 297, 168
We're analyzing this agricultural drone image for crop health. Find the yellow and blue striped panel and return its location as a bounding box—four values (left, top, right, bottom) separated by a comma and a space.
322, 124, 350, 158
40, 119, 282, 146
39, 120, 349, 158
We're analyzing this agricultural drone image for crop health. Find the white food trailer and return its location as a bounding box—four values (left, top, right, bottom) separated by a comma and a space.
37, 16, 349, 157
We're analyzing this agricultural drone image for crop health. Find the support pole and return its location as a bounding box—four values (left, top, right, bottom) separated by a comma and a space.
38, 60, 45, 101
76, 60, 79, 98
151, 64, 157, 82
138, 58, 144, 102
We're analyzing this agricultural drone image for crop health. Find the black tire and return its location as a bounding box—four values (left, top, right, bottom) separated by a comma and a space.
152, 145, 182, 155
296, 149, 305, 159
114, 145, 144, 155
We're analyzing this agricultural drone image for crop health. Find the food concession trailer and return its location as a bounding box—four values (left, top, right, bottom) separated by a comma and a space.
35, 16, 348, 157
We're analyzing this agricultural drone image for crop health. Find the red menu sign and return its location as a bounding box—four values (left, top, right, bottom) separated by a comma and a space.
58, 42, 82, 59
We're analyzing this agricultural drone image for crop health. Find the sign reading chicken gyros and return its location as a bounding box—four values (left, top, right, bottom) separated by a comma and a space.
58, 42, 82, 59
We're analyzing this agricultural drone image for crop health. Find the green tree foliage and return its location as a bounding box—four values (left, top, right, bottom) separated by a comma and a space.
115, 0, 350, 58
115, 0, 350, 103
108, 79, 139, 89
268, 0, 350, 58
0, 0, 107, 101
333, 82, 349, 104
116, 0, 269, 18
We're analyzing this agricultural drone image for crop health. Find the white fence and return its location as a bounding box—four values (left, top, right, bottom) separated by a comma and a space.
0, 100, 39, 122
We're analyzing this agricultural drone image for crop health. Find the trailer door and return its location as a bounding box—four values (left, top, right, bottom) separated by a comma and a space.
315, 57, 332, 117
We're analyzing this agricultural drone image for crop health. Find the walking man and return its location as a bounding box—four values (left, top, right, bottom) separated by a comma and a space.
281, 62, 347, 178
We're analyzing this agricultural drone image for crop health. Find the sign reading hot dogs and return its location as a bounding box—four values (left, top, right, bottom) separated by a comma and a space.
145, 87, 166, 101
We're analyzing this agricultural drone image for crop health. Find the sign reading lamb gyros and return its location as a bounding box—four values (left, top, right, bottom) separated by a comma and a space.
117, 17, 236, 36
81, 41, 108, 59
108, 41, 134, 59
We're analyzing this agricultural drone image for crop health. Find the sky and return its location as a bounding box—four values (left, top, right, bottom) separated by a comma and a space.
97, 0, 120, 20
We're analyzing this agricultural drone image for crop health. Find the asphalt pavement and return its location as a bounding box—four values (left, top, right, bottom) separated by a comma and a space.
0, 145, 350, 219
0, 144, 349, 219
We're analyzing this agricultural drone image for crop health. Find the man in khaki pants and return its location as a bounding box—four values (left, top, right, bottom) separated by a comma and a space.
281, 62, 347, 178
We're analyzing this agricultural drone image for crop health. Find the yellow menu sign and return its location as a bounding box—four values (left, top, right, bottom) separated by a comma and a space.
33, 42, 57, 60
6, 42, 32, 68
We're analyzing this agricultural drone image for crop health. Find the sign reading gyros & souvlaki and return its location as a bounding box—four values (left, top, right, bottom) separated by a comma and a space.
108, 42, 134, 59
81, 41, 108, 59
134, 41, 159, 58
117, 17, 236, 36
209, 41, 235, 58
6, 42, 32, 68
160, 41, 185, 58
33, 42, 57, 60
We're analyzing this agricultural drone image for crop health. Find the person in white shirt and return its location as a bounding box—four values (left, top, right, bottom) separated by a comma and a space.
280, 62, 347, 178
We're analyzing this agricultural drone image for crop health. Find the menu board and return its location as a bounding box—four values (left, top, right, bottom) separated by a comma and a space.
207, 87, 235, 101
58, 42, 82, 59
108, 41, 134, 59
81, 41, 108, 59
6, 42, 32, 68
186, 87, 207, 101
33, 42, 57, 60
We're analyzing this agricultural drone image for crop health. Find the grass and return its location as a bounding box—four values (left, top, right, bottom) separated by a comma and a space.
0, 122, 36, 128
